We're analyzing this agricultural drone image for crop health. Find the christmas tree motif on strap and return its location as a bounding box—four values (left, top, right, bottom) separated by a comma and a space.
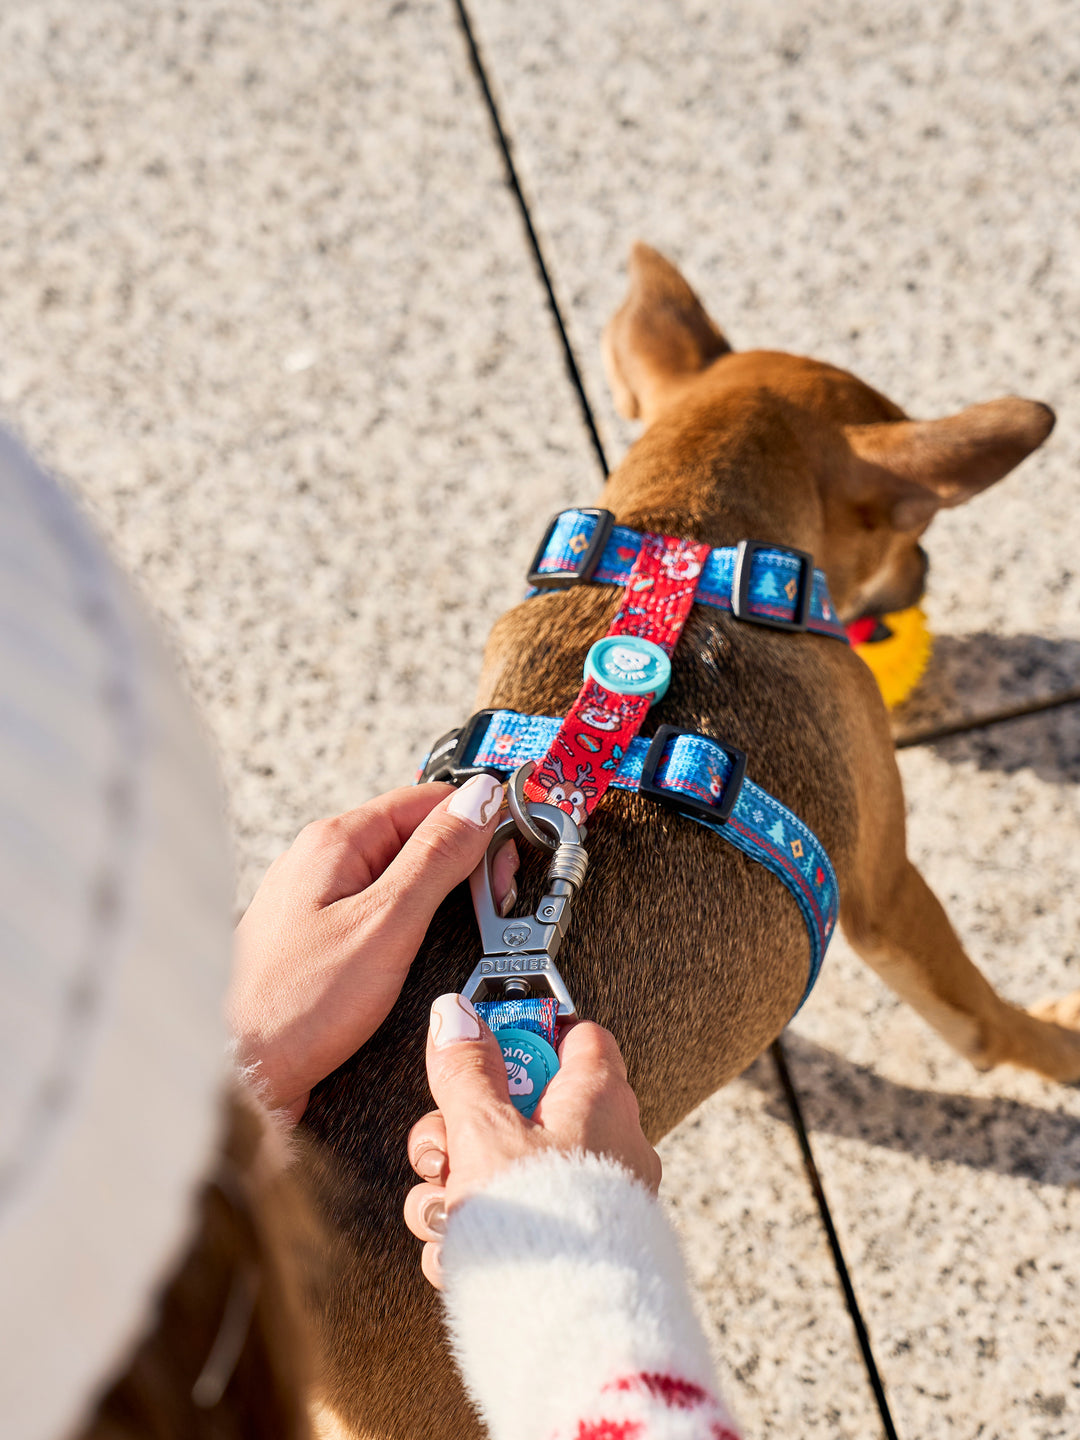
768, 817, 787, 847
755, 568, 781, 602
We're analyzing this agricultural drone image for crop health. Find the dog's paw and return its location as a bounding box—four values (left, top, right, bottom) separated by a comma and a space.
1026, 989, 1080, 1082
1031, 988, 1080, 1030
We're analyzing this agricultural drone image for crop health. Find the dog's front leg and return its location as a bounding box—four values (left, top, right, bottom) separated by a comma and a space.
842, 856, 1080, 1082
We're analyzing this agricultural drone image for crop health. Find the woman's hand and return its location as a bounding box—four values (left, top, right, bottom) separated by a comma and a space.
404, 995, 661, 1287
229, 777, 517, 1122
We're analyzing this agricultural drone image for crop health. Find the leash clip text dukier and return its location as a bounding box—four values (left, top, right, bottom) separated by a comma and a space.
463, 769, 587, 1020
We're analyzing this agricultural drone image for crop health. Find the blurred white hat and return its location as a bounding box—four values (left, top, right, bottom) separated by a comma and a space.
0, 430, 233, 1440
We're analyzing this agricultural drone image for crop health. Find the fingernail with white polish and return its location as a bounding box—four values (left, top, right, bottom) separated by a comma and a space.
419, 1196, 447, 1237
446, 773, 503, 829
430, 993, 481, 1048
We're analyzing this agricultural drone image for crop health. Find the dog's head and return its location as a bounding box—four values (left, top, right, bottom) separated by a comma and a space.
601, 243, 1055, 621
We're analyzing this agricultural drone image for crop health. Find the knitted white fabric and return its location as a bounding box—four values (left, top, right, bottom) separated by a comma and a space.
0, 431, 233, 1440
441, 1150, 740, 1440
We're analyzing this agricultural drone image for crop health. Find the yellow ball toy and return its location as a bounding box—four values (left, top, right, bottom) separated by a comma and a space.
846, 606, 933, 709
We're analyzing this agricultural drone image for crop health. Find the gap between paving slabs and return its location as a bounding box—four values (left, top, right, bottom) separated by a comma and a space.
783, 700, 1080, 1439
453, 3, 900, 1435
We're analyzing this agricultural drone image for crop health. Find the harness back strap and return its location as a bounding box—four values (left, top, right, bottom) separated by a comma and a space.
523, 531, 710, 817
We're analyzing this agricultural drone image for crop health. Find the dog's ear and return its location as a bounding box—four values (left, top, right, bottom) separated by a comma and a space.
602, 242, 731, 423
846, 397, 1055, 528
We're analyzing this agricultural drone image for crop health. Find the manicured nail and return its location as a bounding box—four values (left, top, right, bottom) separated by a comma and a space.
498, 879, 518, 918
447, 773, 503, 829
429, 993, 481, 1048
419, 1195, 447, 1237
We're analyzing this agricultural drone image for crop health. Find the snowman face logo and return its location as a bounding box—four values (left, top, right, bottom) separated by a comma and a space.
605, 645, 652, 682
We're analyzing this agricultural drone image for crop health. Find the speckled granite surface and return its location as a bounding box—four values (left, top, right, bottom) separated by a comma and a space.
658, 1065, 882, 1437
0, 0, 594, 904
466, 0, 1080, 735
2, 0, 1079, 1435
789, 705, 1080, 1438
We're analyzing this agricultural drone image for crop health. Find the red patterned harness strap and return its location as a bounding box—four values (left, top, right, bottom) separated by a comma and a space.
523, 532, 710, 822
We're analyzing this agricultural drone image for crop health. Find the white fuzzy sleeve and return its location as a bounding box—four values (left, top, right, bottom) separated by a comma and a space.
440, 1151, 741, 1440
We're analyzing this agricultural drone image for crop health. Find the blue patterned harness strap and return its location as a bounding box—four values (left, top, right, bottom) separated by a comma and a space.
526, 507, 849, 641
422, 710, 838, 1011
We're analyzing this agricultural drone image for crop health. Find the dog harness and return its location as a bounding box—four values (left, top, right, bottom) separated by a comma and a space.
527, 507, 849, 640
420, 508, 845, 1112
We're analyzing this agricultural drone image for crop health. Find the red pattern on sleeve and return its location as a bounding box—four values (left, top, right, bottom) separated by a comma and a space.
575, 1422, 643, 1440
560, 1371, 742, 1440
608, 1374, 710, 1410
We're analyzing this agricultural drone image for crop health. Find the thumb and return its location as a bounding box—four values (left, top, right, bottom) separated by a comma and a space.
355, 775, 511, 952
426, 994, 518, 1143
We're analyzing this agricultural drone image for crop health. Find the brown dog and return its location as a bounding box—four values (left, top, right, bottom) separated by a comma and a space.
301, 243, 1080, 1439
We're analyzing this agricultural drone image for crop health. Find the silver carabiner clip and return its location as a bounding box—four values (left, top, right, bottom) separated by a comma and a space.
462, 772, 588, 1020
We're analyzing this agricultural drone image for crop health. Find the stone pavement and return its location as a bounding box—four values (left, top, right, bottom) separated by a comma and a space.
1, 1, 1078, 1434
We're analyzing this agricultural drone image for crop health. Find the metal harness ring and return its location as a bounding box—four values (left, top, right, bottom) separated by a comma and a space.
507, 760, 559, 851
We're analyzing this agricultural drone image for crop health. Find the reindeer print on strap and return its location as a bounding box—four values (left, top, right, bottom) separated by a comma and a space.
525, 532, 710, 822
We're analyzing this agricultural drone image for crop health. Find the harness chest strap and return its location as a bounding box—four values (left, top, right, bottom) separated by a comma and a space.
432, 710, 838, 1011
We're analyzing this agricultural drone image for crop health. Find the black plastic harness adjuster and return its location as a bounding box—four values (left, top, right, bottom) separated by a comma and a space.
638, 725, 748, 825
418, 710, 501, 784
527, 508, 616, 589
732, 539, 813, 632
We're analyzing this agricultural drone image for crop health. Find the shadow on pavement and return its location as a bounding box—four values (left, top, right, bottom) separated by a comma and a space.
893, 633, 1080, 782
739, 1033, 1080, 1189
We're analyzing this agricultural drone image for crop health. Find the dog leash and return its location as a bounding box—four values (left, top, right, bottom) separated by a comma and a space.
420, 511, 845, 1114
464, 786, 589, 1114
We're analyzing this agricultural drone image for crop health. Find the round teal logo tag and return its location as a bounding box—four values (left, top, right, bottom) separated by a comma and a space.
584, 636, 671, 701
497, 1028, 560, 1117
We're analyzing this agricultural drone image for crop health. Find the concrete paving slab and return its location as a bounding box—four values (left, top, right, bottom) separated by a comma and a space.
783, 705, 1080, 1438
0, 0, 595, 904
659, 1064, 886, 1438
465, 0, 1080, 733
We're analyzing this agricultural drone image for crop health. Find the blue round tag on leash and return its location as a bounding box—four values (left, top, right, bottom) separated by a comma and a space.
496, 1027, 560, 1117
